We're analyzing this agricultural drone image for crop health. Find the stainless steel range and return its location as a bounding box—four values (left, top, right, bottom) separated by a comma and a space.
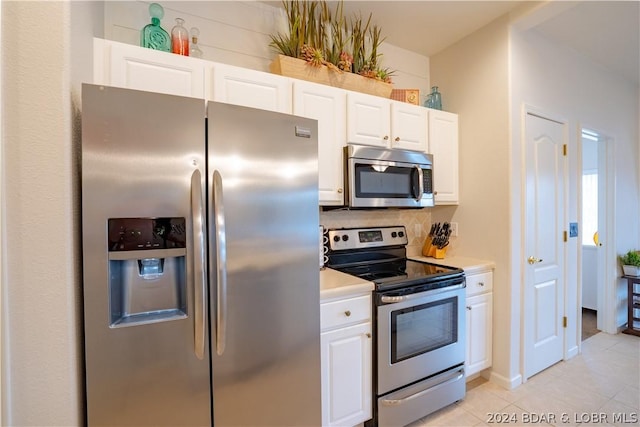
326, 226, 466, 427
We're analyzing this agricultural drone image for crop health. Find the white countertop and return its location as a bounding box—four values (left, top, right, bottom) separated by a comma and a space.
320, 268, 374, 301
409, 255, 495, 276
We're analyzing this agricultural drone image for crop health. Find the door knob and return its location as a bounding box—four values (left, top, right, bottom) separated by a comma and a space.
527, 256, 543, 265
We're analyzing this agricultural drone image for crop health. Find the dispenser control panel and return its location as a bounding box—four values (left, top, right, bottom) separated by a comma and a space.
108, 217, 186, 251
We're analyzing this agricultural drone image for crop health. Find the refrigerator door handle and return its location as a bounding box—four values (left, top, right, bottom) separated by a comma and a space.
212, 170, 227, 355
191, 169, 207, 360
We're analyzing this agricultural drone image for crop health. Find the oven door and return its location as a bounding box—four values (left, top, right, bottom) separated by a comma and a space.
377, 283, 465, 395
347, 157, 433, 208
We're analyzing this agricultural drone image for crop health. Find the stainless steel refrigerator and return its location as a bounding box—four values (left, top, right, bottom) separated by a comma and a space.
81, 84, 321, 426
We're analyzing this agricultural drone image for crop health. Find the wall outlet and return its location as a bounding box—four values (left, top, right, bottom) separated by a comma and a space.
450, 222, 459, 237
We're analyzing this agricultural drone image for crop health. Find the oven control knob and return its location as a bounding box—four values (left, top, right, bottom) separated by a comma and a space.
398, 231, 405, 238
342, 235, 349, 242
391, 232, 397, 238
333, 235, 340, 242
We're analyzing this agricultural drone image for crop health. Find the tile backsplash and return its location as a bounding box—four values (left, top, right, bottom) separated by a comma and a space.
320, 209, 433, 256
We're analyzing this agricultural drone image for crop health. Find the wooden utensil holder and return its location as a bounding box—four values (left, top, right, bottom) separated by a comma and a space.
434, 247, 448, 259
422, 237, 447, 258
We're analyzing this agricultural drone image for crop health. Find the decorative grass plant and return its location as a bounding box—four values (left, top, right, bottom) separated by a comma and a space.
269, 0, 394, 83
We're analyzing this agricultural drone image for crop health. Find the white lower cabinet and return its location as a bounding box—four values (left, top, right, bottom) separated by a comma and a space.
321, 294, 372, 427
465, 271, 493, 377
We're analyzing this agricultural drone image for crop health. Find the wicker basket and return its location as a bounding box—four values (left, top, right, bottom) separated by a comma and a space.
269, 54, 393, 98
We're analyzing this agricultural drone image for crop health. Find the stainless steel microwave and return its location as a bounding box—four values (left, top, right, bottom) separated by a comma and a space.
345, 144, 434, 208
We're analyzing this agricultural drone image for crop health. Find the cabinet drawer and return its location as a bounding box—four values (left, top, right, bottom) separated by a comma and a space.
321, 295, 371, 331
466, 271, 493, 296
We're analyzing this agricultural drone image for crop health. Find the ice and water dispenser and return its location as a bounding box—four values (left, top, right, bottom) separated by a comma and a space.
107, 217, 187, 327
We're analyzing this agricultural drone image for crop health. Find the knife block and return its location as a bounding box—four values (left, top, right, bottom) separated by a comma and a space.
422, 237, 434, 257
422, 237, 448, 258
434, 247, 448, 259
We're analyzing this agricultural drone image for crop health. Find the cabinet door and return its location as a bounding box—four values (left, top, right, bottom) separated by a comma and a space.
428, 109, 459, 204
293, 81, 346, 206
211, 63, 292, 113
102, 39, 206, 98
391, 101, 428, 151
346, 92, 391, 148
466, 293, 493, 376
321, 322, 372, 427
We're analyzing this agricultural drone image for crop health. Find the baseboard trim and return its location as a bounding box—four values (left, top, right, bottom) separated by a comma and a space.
489, 371, 522, 390
566, 344, 579, 359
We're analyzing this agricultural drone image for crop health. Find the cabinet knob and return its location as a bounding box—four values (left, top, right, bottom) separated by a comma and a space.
394, 137, 400, 142
383, 135, 389, 141
344, 310, 351, 317
366, 333, 371, 338
478, 282, 484, 287
466, 306, 472, 311
337, 188, 343, 194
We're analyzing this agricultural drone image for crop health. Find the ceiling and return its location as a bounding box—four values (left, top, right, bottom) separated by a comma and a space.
266, 1, 639, 85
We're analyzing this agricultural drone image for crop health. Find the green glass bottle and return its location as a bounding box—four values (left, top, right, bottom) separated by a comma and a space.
141, 3, 170, 52
429, 86, 442, 110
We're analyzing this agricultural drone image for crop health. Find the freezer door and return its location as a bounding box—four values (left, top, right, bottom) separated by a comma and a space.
81, 84, 210, 426
207, 102, 321, 426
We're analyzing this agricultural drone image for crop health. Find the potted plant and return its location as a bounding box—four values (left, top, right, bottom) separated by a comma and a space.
268, 0, 395, 98
619, 249, 640, 276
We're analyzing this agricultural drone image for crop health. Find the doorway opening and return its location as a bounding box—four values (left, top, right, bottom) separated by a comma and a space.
580, 128, 610, 340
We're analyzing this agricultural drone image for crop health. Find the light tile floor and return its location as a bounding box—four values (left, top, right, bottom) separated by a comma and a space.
408, 332, 639, 427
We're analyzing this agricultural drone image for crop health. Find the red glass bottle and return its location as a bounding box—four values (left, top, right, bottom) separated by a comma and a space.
171, 18, 189, 56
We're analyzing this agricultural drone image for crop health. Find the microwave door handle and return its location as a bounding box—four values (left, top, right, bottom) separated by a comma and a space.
413, 165, 424, 201
190, 169, 207, 360
212, 170, 228, 356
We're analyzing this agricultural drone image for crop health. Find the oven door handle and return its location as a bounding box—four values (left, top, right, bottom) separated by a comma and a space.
380, 283, 465, 303
380, 369, 464, 407
413, 165, 424, 201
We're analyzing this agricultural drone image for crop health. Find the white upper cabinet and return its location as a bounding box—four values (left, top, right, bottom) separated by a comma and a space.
95, 38, 206, 99
293, 80, 346, 206
428, 109, 459, 205
346, 92, 391, 148
390, 101, 429, 151
346, 92, 428, 152
210, 63, 292, 113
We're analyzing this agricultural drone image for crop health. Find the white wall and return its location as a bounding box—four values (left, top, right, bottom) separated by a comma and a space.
510, 28, 639, 336
0, 1, 3, 422
2, 1, 79, 424
2, 1, 103, 425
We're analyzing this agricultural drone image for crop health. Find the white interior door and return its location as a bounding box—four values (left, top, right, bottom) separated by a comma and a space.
581, 133, 599, 311
580, 129, 610, 331
523, 112, 566, 380
595, 135, 609, 332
